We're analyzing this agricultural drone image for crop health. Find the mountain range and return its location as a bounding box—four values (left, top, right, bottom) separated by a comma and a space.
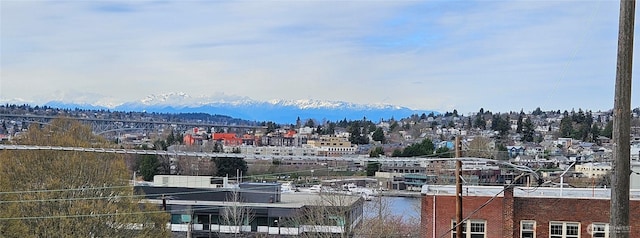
7, 92, 438, 124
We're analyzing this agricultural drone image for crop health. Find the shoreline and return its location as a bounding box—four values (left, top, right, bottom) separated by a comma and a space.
379, 191, 422, 198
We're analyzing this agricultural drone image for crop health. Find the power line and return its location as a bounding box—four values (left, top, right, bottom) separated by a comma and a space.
0, 185, 133, 195
0, 206, 206, 221
0, 165, 336, 195
437, 173, 532, 238
0, 166, 350, 203
0, 154, 533, 195
0, 177, 365, 221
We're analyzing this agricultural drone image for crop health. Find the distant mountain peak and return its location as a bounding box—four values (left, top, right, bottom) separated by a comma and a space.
130, 92, 404, 111
1, 92, 437, 123
139, 92, 195, 106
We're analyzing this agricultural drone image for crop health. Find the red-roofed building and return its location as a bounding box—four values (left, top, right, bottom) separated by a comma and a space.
183, 133, 207, 146
183, 134, 196, 146
212, 133, 243, 147
285, 129, 296, 138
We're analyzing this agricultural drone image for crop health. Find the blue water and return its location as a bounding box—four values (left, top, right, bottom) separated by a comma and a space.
364, 196, 421, 222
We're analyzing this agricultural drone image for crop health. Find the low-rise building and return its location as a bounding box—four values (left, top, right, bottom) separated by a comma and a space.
574, 162, 612, 178
138, 176, 364, 238
307, 136, 356, 157
238, 145, 318, 157
421, 185, 640, 237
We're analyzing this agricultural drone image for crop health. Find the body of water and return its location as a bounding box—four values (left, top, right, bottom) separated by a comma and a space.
364, 196, 421, 222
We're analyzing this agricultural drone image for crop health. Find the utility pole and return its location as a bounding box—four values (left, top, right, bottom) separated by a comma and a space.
611, 0, 634, 237
455, 136, 463, 238
187, 206, 193, 238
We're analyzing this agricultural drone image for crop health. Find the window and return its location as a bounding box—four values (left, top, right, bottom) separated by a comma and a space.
591, 223, 609, 238
451, 220, 486, 238
550, 222, 580, 238
521, 220, 535, 238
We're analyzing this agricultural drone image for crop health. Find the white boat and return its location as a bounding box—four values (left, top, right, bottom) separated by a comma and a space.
307, 184, 322, 193
298, 184, 323, 193
281, 182, 296, 193
343, 183, 378, 200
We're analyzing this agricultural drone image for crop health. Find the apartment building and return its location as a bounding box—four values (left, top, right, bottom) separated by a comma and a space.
307, 136, 356, 157
421, 185, 640, 238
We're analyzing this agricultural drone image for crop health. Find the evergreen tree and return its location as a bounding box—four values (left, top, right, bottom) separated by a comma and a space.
389, 121, 399, 132
532, 107, 543, 116
474, 114, 486, 130
591, 123, 601, 141
139, 154, 159, 181
365, 162, 381, 176
491, 114, 510, 137
214, 157, 248, 178
369, 147, 384, 157
522, 117, 535, 142
602, 121, 613, 138
559, 117, 573, 138
304, 119, 315, 128
400, 138, 435, 157
326, 122, 336, 135
516, 114, 524, 133
391, 149, 403, 157
372, 127, 386, 143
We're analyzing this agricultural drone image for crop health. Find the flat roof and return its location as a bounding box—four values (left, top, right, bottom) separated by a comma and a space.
421, 185, 640, 200
144, 192, 362, 208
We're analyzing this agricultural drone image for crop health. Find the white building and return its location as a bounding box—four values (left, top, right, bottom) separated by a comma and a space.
237, 145, 318, 157
574, 162, 612, 178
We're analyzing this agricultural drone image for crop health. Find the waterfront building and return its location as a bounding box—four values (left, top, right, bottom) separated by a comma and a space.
138, 176, 364, 237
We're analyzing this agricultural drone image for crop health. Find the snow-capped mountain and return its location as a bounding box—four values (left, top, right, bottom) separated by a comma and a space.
10, 92, 437, 123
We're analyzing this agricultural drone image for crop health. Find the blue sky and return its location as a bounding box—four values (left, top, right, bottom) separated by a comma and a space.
1, 0, 638, 114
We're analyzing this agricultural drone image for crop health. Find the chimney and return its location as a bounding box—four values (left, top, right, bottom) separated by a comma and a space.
502, 185, 515, 238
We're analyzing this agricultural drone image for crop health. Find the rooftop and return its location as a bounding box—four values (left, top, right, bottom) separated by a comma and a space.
421, 185, 640, 200
144, 192, 362, 208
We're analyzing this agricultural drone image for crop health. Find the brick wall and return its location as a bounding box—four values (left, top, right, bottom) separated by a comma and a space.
512, 197, 640, 237
422, 188, 640, 238
502, 186, 514, 238
421, 194, 503, 238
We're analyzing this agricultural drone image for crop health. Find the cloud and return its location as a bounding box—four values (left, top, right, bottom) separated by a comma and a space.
1, 0, 636, 114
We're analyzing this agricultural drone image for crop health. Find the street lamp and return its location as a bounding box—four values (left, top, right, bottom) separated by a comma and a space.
560, 161, 577, 197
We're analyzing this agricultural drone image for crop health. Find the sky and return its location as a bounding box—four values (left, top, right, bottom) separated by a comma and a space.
1, 0, 638, 115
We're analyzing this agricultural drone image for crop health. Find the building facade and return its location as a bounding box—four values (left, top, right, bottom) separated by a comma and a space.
421, 185, 640, 238
138, 178, 364, 237
307, 136, 356, 157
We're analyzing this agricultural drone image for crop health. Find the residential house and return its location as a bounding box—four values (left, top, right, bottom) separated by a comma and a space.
506, 146, 526, 159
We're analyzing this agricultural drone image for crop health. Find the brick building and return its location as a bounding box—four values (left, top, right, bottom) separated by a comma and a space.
421, 185, 640, 238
